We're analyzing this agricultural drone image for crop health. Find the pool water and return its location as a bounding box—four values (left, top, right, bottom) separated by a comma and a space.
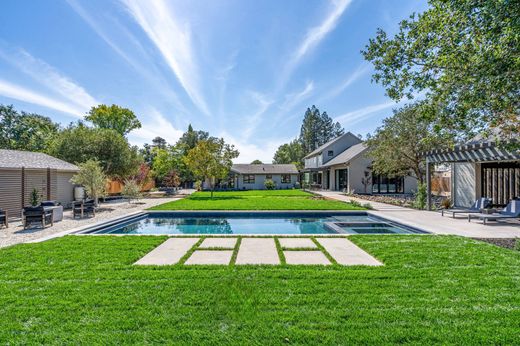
91, 213, 424, 235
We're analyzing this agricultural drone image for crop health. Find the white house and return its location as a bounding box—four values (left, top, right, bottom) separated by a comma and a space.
302, 133, 417, 194
230, 164, 299, 190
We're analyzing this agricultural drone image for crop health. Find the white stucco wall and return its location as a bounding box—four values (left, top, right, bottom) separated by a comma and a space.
452, 162, 477, 208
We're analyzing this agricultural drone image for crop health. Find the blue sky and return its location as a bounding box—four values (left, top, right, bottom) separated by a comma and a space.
0, 0, 428, 162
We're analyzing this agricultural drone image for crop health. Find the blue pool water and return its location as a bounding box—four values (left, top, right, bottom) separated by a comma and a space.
89, 213, 425, 235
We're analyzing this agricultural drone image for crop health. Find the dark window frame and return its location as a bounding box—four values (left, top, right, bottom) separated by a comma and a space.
243, 175, 255, 184
372, 174, 405, 194
327, 150, 334, 157
266, 174, 273, 180
281, 174, 291, 184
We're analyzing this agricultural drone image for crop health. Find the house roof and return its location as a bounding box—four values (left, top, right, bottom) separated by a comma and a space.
303, 132, 360, 159
231, 164, 299, 175
321, 143, 368, 167
0, 149, 79, 171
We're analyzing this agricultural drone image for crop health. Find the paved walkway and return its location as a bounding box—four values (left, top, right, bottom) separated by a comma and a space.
134, 237, 382, 266
316, 191, 520, 239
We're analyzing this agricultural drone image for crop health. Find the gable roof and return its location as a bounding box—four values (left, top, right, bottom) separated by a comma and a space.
231, 164, 299, 175
321, 143, 368, 167
0, 150, 79, 171
304, 132, 361, 159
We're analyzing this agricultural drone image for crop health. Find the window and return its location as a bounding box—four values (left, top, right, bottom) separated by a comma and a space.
327, 150, 334, 157
372, 174, 404, 194
281, 174, 291, 184
266, 174, 272, 180
243, 175, 255, 184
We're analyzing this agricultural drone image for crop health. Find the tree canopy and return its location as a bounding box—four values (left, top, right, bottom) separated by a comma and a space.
366, 102, 454, 184
362, 0, 520, 139
184, 138, 239, 197
85, 104, 141, 136
0, 104, 59, 152
272, 139, 305, 169
48, 123, 142, 179
250, 160, 263, 164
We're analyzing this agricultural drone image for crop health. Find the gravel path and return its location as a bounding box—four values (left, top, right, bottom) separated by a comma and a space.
0, 197, 181, 248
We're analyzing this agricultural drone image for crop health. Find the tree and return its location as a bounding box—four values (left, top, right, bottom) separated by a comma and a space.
70, 160, 107, 206
121, 179, 141, 203
0, 104, 59, 152
184, 138, 239, 198
273, 139, 305, 169
299, 105, 344, 154
141, 137, 168, 166
85, 104, 141, 136
151, 146, 183, 183
162, 170, 181, 188
48, 123, 142, 179
251, 160, 263, 164
131, 163, 152, 188
365, 102, 454, 184
176, 124, 211, 152
362, 0, 520, 139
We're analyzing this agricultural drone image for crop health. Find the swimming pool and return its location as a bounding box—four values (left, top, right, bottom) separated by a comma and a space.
79, 211, 427, 235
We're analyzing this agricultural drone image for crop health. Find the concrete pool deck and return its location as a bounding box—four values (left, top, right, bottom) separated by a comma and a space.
134, 237, 382, 266
316, 191, 520, 239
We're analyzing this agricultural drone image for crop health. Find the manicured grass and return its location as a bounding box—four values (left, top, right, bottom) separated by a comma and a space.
1, 235, 519, 344
150, 190, 364, 210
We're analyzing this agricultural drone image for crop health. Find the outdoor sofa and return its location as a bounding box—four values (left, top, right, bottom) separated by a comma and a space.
441, 197, 492, 218
23, 206, 54, 229
72, 200, 96, 219
468, 200, 520, 224
0, 208, 7, 228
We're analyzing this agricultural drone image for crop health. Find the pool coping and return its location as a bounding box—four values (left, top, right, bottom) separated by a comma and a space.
70, 210, 430, 237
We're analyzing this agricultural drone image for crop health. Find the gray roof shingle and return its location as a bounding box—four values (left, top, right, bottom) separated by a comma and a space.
0, 150, 79, 171
231, 164, 299, 175
320, 143, 368, 167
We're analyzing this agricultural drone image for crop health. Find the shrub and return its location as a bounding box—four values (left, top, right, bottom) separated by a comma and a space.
122, 179, 141, 203
30, 188, 40, 206
441, 198, 452, 209
264, 179, 276, 190
194, 180, 202, 191
413, 183, 427, 210
294, 181, 301, 189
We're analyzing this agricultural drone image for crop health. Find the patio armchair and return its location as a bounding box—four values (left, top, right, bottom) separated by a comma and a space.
441, 197, 492, 218
72, 200, 96, 219
0, 208, 8, 228
23, 206, 53, 229
468, 200, 520, 224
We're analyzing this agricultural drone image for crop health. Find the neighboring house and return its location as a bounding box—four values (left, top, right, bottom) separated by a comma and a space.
230, 164, 299, 190
0, 150, 79, 218
424, 136, 520, 209
302, 132, 417, 194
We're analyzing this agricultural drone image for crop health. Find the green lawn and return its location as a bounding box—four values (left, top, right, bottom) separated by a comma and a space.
1, 236, 519, 344
150, 190, 365, 210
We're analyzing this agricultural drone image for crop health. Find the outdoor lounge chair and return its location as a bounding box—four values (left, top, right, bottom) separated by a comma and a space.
0, 208, 8, 228
441, 197, 492, 218
72, 200, 96, 219
23, 206, 54, 229
468, 200, 520, 224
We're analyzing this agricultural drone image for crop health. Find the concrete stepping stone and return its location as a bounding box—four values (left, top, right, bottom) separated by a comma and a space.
284, 251, 330, 265
134, 238, 199, 265
316, 238, 382, 266
236, 238, 280, 265
185, 250, 233, 265
199, 238, 237, 249
278, 238, 317, 249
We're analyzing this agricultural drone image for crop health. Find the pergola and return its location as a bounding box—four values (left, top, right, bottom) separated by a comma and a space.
424, 140, 520, 210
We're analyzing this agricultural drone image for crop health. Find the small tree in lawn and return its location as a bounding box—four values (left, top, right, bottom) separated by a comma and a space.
70, 159, 107, 206
184, 138, 239, 198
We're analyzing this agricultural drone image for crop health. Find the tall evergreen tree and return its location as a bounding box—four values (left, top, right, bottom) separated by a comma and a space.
298, 105, 344, 153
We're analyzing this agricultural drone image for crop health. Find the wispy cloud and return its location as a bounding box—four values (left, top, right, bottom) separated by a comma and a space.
0, 79, 85, 116
334, 100, 398, 125
66, 0, 187, 113
320, 63, 370, 102
0, 48, 99, 111
280, 81, 314, 111
281, 0, 352, 85
241, 91, 274, 140
130, 107, 184, 145
219, 131, 289, 164
122, 0, 210, 115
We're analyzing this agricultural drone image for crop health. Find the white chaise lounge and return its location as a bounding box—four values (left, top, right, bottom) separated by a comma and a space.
468, 200, 520, 224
